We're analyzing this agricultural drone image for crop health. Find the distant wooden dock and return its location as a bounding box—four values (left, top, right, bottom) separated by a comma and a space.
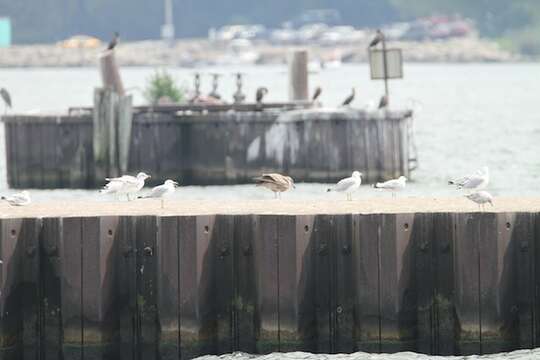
3, 104, 416, 189
0, 198, 539, 359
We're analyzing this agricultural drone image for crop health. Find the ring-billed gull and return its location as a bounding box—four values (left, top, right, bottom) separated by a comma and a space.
327, 171, 362, 201
449, 166, 489, 191
254, 173, 295, 199
100, 172, 150, 201
465, 191, 493, 211
374, 176, 407, 198
138, 179, 178, 208
1, 191, 31, 206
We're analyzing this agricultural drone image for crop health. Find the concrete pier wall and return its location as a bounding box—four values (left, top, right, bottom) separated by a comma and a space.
3, 108, 413, 188
0, 209, 538, 359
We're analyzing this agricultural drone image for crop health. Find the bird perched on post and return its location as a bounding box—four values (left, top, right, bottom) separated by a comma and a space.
327, 171, 362, 201
1, 191, 31, 206
378, 95, 388, 109
107, 32, 119, 51
100, 172, 150, 201
369, 29, 384, 48
312, 86, 322, 102
374, 176, 407, 197
254, 173, 295, 199
448, 166, 489, 191
255, 87, 268, 104
138, 179, 178, 209
341, 88, 355, 106
465, 191, 493, 211
0, 88, 11, 113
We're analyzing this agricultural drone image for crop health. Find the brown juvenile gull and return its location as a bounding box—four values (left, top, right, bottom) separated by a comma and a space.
254, 173, 295, 199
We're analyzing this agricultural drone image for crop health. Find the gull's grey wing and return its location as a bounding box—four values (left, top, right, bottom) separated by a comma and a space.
333, 177, 357, 192
144, 185, 168, 198
461, 175, 484, 189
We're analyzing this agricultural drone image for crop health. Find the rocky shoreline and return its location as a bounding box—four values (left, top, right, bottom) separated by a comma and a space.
0, 37, 521, 68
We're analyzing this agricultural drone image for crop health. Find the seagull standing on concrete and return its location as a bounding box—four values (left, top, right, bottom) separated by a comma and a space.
312, 86, 322, 102
369, 29, 384, 48
341, 88, 355, 106
107, 32, 119, 51
254, 173, 295, 199
1, 191, 31, 206
100, 172, 150, 201
327, 171, 362, 201
465, 191, 493, 211
0, 88, 11, 114
374, 176, 407, 197
449, 166, 489, 191
138, 179, 178, 209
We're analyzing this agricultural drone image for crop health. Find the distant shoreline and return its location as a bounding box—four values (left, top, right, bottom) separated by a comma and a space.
0, 37, 526, 68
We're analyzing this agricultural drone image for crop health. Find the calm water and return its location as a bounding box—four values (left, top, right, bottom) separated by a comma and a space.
0, 63, 539, 200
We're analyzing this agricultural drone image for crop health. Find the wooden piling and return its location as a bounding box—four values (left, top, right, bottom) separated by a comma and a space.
99, 50, 125, 95
288, 50, 309, 101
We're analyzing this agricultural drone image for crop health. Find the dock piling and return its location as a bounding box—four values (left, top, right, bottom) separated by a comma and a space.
288, 50, 309, 101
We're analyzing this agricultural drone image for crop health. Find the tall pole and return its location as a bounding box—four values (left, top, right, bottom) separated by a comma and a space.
382, 34, 389, 98
162, 0, 175, 47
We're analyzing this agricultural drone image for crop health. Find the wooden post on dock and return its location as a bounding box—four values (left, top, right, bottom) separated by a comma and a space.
99, 50, 125, 95
288, 50, 308, 101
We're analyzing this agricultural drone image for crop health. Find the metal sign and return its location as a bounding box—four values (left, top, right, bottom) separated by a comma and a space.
369, 49, 403, 80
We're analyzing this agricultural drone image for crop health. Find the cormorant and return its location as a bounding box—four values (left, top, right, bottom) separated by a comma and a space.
378, 95, 388, 109
341, 88, 355, 106
107, 32, 119, 50
256, 87, 268, 103
0, 88, 11, 113
369, 29, 384, 48
312, 86, 322, 101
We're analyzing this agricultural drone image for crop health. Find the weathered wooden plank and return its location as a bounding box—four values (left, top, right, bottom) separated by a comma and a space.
454, 213, 481, 355
157, 216, 180, 359
414, 213, 436, 354
135, 216, 158, 360
213, 215, 235, 354
431, 213, 457, 355
61, 217, 83, 360
313, 215, 333, 352
288, 50, 309, 101
178, 216, 215, 358
234, 215, 257, 353
353, 214, 381, 352
513, 213, 535, 349
81, 217, 119, 360
40, 218, 63, 360
5, 122, 18, 188
115, 217, 137, 360
334, 214, 355, 353
278, 215, 315, 352
379, 213, 416, 352
479, 213, 518, 354
253, 215, 279, 353
0, 218, 40, 359
349, 117, 368, 178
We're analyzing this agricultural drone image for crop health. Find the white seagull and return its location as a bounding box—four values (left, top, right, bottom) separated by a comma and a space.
465, 191, 493, 211
449, 166, 489, 191
100, 172, 151, 200
327, 171, 362, 201
1, 191, 31, 206
138, 179, 178, 208
374, 176, 407, 197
